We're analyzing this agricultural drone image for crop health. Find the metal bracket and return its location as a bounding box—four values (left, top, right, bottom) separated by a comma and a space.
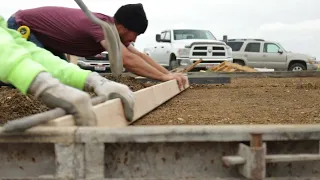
222, 133, 320, 180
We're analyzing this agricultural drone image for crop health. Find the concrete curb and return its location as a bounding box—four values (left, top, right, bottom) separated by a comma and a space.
1, 125, 320, 179
187, 71, 320, 78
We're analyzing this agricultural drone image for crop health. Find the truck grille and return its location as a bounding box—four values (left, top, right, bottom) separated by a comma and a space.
191, 45, 226, 57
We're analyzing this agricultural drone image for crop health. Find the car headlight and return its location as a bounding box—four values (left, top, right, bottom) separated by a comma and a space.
177, 48, 190, 58
77, 61, 86, 66
308, 57, 317, 64
78, 56, 86, 61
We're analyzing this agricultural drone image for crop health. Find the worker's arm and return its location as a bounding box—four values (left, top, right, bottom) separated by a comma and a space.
100, 40, 186, 89
125, 44, 187, 88
0, 17, 99, 127
8, 28, 134, 120
6, 23, 91, 90
0, 17, 47, 94
122, 43, 170, 80
127, 44, 170, 74
100, 40, 167, 81
0, 28, 97, 126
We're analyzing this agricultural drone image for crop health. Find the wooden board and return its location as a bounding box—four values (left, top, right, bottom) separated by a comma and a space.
37, 78, 190, 128
210, 61, 257, 72
170, 59, 203, 73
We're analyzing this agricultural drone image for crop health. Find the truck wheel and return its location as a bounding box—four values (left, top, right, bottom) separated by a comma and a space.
169, 60, 178, 70
169, 56, 179, 70
288, 63, 307, 71
234, 60, 245, 66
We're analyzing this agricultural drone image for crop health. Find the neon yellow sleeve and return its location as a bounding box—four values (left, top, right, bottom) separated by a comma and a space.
2, 17, 92, 90
0, 16, 47, 94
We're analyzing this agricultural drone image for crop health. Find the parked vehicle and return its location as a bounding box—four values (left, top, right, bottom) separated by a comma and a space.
143, 29, 233, 70
226, 39, 318, 71
77, 43, 135, 72
77, 51, 110, 72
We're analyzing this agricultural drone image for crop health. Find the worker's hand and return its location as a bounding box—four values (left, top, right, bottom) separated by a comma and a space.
172, 72, 187, 87
84, 72, 134, 121
161, 73, 187, 90
28, 72, 97, 126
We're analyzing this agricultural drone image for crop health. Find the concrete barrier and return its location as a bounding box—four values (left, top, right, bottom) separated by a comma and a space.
1, 125, 320, 179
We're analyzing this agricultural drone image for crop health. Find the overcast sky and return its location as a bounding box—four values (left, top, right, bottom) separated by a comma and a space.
1, 0, 319, 60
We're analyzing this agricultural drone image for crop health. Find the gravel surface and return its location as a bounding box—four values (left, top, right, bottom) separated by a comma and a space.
1, 76, 319, 126
0, 74, 147, 124
133, 77, 320, 125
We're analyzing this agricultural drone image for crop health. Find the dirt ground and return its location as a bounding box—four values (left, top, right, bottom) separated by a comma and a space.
102, 74, 151, 91
0, 74, 148, 124
133, 77, 320, 125
1, 76, 320, 125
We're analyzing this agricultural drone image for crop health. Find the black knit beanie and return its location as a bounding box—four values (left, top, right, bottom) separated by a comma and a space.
114, 3, 148, 35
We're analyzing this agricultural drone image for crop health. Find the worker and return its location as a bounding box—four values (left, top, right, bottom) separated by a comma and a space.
0, 16, 134, 126
6, 4, 187, 90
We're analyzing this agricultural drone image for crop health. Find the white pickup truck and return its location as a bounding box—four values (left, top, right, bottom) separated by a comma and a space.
143, 29, 233, 70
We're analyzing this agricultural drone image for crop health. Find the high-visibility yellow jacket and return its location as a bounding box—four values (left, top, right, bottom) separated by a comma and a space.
0, 16, 90, 94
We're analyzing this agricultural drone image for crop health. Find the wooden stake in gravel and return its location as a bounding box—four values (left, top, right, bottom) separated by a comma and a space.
170, 58, 203, 73
183, 58, 203, 73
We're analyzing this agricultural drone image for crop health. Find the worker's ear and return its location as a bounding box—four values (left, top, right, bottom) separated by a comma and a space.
117, 24, 131, 34
116, 24, 125, 33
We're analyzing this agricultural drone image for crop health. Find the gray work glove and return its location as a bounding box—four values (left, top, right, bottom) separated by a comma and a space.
84, 72, 134, 121
28, 72, 97, 126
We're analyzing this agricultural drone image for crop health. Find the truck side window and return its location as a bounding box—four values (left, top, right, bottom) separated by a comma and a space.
164, 31, 171, 41
264, 43, 280, 53
245, 43, 260, 52
226, 42, 244, 51
160, 32, 166, 40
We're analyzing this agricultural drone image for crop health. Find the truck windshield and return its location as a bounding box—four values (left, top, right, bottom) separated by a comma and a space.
173, 30, 216, 40
276, 43, 287, 52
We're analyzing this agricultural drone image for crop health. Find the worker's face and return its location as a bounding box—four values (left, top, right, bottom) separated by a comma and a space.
117, 24, 138, 47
